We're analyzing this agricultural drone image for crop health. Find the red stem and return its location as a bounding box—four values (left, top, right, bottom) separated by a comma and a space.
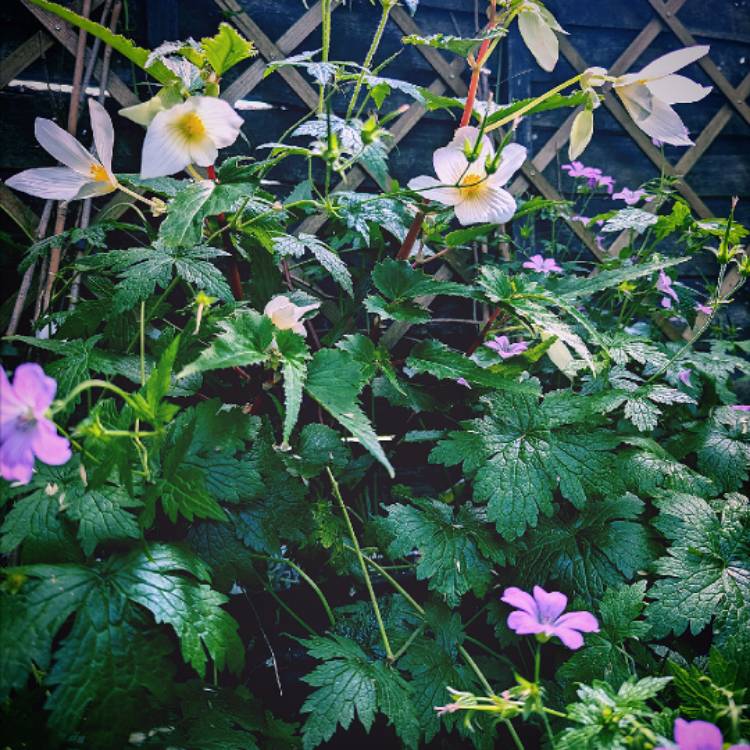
207, 164, 243, 300
460, 38, 491, 128
396, 211, 425, 261
466, 306, 500, 355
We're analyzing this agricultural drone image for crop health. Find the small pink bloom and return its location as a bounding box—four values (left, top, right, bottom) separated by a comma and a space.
655, 718, 750, 750
613, 187, 647, 205
485, 336, 529, 359
434, 703, 462, 716
456, 377, 472, 389
595, 174, 615, 193
561, 161, 590, 178
1, 364, 71, 484
657, 269, 678, 308
523, 254, 562, 274
677, 369, 692, 387
570, 215, 590, 224
732, 405, 750, 412
501, 585, 599, 650
695, 302, 713, 315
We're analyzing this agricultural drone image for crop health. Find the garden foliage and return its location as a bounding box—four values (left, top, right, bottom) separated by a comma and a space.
1, 0, 749, 748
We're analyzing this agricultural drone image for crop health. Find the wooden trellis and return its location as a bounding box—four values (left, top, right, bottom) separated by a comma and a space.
2, 0, 748, 342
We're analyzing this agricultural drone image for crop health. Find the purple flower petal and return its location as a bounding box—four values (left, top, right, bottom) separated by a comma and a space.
12, 363, 57, 413
549, 625, 585, 650
732, 405, 750, 412
501, 586, 539, 616
695, 303, 713, 315
677, 369, 692, 387
31, 419, 72, 465
507, 611, 547, 635
674, 719, 723, 750
532, 586, 568, 622
555, 610, 600, 632
0, 430, 35, 484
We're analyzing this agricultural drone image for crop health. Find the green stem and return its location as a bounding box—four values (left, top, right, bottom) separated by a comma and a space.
126, 277, 179, 354
319, 0, 332, 113
251, 568, 316, 636
535, 644, 557, 749
391, 623, 426, 662
485, 74, 583, 133
458, 645, 493, 696
52, 378, 134, 414
249, 553, 336, 627
328, 468, 393, 660
345, 0, 394, 119
503, 719, 526, 750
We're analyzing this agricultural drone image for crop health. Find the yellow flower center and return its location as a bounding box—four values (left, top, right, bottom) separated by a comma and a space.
458, 173, 486, 200
89, 164, 110, 182
176, 111, 207, 142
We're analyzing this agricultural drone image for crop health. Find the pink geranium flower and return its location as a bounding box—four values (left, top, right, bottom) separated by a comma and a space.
677, 369, 692, 387
0, 364, 71, 484
613, 187, 647, 205
657, 269, 679, 308
485, 336, 529, 359
695, 302, 713, 315
562, 161, 593, 178
656, 718, 750, 750
732, 405, 750, 412
523, 254, 562, 274
501, 585, 600, 650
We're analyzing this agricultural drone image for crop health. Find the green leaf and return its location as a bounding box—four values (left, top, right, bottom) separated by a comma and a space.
274, 233, 353, 296
0, 566, 93, 699
275, 329, 311, 444
402, 27, 507, 57
159, 181, 258, 247
554, 257, 688, 301
431, 391, 624, 540
201, 22, 256, 75
179, 310, 274, 378
111, 544, 244, 677
305, 349, 394, 477
519, 494, 655, 600
406, 339, 539, 392
300, 634, 418, 750
384, 498, 505, 606
372, 259, 470, 301
65, 485, 141, 555
647, 492, 750, 645
45, 592, 173, 737
696, 407, 750, 492
26, 0, 177, 84
558, 582, 652, 690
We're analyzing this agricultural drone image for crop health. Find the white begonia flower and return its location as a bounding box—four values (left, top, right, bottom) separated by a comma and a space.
516, 1, 567, 73
5, 99, 118, 201
613, 46, 711, 146
264, 295, 320, 337
568, 108, 594, 160
140, 96, 244, 178
119, 87, 184, 127
407, 126, 527, 226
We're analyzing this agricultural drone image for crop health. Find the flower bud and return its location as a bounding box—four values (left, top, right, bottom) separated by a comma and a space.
738, 254, 750, 277
716, 240, 739, 264
150, 198, 168, 217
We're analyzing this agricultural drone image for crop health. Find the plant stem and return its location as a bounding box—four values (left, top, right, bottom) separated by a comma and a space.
485, 74, 583, 133
391, 623, 426, 662
126, 277, 180, 354
346, 1, 394, 119
319, 0, 332, 112
249, 553, 336, 627
328, 468, 393, 660
535, 644, 557, 749
503, 719, 526, 750
458, 645, 493, 696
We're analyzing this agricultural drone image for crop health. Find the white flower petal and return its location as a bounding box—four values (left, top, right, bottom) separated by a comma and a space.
88, 99, 114, 174
616, 83, 653, 122
5, 167, 90, 200
454, 187, 516, 225
140, 108, 192, 178
408, 175, 462, 206
448, 126, 494, 166
568, 109, 594, 160
638, 45, 709, 80
34, 118, 96, 176
73, 180, 117, 200
637, 97, 693, 146
490, 143, 527, 186
193, 96, 244, 148
433, 144, 469, 184
189, 135, 219, 167
518, 9, 559, 72
646, 74, 711, 104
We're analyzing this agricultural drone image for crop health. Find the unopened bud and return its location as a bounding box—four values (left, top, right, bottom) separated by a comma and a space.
272, 201, 284, 212
485, 150, 502, 175
731, 195, 739, 210
716, 240, 738, 264
738, 254, 750, 277
463, 137, 479, 163
150, 197, 167, 217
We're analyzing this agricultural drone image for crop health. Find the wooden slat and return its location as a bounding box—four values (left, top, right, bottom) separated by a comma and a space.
0, 31, 54, 88
647, 0, 750, 127
221, 0, 345, 105
20, 0, 138, 108
390, 5, 467, 97
214, 0, 322, 110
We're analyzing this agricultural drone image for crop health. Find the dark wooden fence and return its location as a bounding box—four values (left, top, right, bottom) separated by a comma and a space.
1, 0, 749, 333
